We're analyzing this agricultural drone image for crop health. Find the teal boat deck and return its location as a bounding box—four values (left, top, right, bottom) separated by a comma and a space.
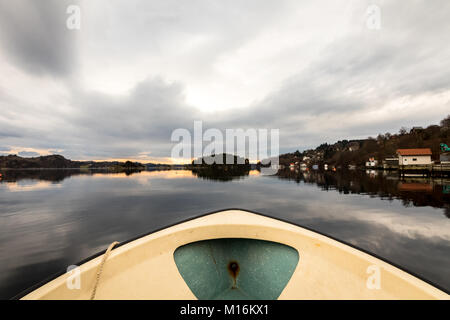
174, 238, 299, 300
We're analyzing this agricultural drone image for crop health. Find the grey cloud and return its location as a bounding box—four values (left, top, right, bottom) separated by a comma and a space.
0, 0, 79, 76
0, 76, 199, 159
210, 0, 450, 149
85, 0, 293, 76
0, 0, 449, 159
18, 151, 39, 157
66, 77, 200, 158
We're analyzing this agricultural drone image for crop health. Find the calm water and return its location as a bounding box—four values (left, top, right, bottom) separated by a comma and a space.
0, 169, 449, 298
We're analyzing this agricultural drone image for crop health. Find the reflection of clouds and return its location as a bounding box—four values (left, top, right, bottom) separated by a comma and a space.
2, 180, 61, 192
134, 170, 195, 179
88, 170, 195, 180
0, 197, 130, 298
299, 200, 450, 242
253, 178, 450, 241
0, 171, 449, 298
132, 170, 196, 186
352, 208, 450, 241
84, 170, 196, 187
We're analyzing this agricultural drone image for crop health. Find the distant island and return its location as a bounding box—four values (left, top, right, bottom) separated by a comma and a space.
187, 154, 252, 181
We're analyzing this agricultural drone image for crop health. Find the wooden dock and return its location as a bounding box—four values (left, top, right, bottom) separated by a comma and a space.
398, 164, 450, 176
368, 163, 450, 176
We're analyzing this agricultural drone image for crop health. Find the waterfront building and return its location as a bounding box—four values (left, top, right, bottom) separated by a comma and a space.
396, 149, 432, 166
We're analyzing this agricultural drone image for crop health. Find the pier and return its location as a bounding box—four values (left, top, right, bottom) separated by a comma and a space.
396, 164, 450, 176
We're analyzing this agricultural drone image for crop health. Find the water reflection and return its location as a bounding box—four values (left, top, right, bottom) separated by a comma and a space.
191, 166, 251, 182
0, 169, 449, 298
276, 169, 450, 218
0, 168, 145, 183
0, 166, 254, 183
0, 169, 85, 182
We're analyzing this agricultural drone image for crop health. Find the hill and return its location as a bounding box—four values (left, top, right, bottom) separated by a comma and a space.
0, 154, 145, 170
280, 115, 450, 168
0, 154, 77, 169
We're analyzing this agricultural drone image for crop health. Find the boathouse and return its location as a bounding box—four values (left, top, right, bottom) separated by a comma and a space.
396, 148, 432, 166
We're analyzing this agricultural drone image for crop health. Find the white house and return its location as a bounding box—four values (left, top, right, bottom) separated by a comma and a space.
365, 157, 378, 167
396, 149, 432, 166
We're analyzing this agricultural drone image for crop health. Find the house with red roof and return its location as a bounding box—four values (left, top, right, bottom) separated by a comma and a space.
396, 148, 432, 166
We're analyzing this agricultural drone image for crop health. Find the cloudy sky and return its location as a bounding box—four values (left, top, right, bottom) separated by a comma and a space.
0, 0, 449, 163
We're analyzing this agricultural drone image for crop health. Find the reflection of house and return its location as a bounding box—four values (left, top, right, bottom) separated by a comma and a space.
366, 169, 378, 178
396, 149, 432, 166
398, 182, 433, 192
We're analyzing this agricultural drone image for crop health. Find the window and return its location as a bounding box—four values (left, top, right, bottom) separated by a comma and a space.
413, 158, 417, 161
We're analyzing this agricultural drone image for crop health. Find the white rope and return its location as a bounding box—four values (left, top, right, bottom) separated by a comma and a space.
90, 241, 119, 300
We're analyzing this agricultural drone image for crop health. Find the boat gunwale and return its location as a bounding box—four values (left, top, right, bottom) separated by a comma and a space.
12, 208, 450, 299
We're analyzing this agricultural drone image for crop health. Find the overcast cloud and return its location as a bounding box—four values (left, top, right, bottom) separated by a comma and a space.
0, 0, 449, 162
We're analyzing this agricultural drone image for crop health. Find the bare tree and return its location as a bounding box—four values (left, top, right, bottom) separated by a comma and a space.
399, 127, 408, 135
440, 115, 450, 129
